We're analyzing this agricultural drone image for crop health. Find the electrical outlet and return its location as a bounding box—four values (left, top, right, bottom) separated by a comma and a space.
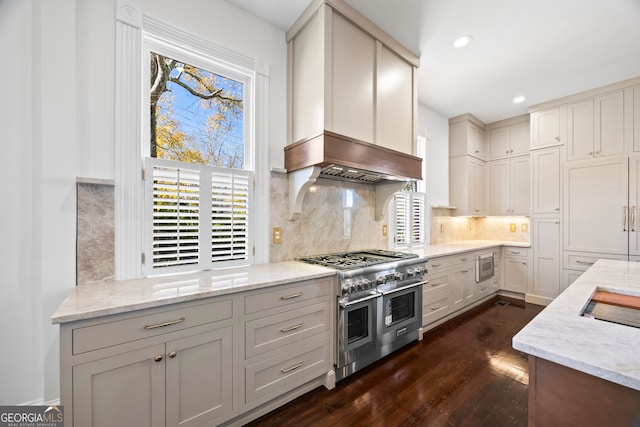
273, 227, 283, 244
521, 223, 528, 232
509, 223, 516, 232
440, 224, 445, 233
382, 224, 388, 236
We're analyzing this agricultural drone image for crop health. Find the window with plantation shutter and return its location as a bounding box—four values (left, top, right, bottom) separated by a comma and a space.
145, 157, 253, 275
393, 191, 425, 248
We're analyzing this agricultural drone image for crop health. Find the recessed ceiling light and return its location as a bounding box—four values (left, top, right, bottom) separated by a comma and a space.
453, 35, 473, 48
513, 95, 526, 104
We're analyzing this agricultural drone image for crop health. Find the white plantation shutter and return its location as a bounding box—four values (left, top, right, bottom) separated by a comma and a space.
411, 194, 425, 243
145, 158, 253, 275
211, 170, 250, 262
395, 193, 410, 246
393, 191, 425, 247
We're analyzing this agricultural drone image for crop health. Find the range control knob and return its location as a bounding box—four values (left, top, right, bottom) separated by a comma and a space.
394, 272, 404, 281
376, 276, 386, 285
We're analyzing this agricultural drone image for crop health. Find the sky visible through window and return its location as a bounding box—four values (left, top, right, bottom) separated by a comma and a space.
150, 52, 245, 168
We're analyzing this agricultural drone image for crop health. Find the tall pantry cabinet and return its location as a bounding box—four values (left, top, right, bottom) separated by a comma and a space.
528, 77, 640, 304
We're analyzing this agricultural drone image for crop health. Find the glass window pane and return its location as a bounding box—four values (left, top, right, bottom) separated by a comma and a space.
150, 52, 244, 168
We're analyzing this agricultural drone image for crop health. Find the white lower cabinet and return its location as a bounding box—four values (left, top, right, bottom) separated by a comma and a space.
502, 247, 529, 294
61, 277, 335, 427
422, 249, 503, 331
532, 218, 561, 301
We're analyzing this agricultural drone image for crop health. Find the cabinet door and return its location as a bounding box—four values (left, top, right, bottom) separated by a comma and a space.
533, 218, 561, 299
453, 263, 475, 305
567, 99, 595, 161
376, 43, 414, 154
490, 159, 510, 215
470, 125, 486, 160
629, 155, 640, 256
595, 91, 625, 157
165, 327, 234, 427
633, 86, 640, 152
503, 256, 527, 293
511, 156, 530, 215
564, 157, 629, 254
471, 158, 487, 215
533, 148, 561, 214
73, 344, 166, 427
510, 121, 531, 156
489, 126, 510, 159
531, 107, 561, 148
330, 12, 375, 143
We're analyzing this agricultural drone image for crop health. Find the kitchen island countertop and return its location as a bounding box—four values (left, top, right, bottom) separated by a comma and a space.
513, 259, 640, 391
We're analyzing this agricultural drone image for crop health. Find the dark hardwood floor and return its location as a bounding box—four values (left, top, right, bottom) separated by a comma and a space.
246, 297, 544, 427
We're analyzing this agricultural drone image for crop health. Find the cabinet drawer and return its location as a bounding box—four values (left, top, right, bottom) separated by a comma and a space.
72, 299, 233, 354
244, 277, 332, 315
504, 247, 529, 257
426, 257, 450, 271
245, 336, 331, 405
423, 272, 449, 290
453, 253, 474, 264
422, 285, 450, 325
564, 252, 627, 271
245, 301, 331, 359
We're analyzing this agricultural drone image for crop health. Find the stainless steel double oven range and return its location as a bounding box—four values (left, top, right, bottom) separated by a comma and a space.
298, 249, 428, 381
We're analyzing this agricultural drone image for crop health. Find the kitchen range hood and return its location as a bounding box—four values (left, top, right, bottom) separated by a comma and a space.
284, 130, 422, 183
284, 131, 423, 220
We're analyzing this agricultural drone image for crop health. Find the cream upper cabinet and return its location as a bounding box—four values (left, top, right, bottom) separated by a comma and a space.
564, 157, 629, 255
449, 115, 486, 160
632, 86, 640, 153
532, 147, 561, 214
487, 116, 530, 160
489, 156, 530, 215
287, 1, 419, 155
567, 91, 625, 160
450, 155, 487, 216
530, 107, 562, 149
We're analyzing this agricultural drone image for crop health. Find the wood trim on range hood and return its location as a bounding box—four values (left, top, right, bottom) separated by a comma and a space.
284, 130, 423, 183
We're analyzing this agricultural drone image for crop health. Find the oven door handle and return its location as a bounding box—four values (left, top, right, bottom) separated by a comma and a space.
339, 292, 380, 308
378, 280, 428, 296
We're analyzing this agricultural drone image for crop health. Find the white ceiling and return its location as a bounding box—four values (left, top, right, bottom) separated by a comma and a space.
227, 0, 640, 124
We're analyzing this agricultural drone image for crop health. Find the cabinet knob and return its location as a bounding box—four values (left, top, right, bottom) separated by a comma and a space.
168, 350, 177, 358
153, 354, 163, 362
555, 136, 560, 141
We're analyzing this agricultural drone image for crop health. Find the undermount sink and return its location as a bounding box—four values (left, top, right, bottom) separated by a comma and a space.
583, 289, 640, 329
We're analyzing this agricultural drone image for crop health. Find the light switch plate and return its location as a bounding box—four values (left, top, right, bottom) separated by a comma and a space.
382, 224, 388, 236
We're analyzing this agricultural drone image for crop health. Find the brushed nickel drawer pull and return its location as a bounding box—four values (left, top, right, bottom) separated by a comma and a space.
430, 282, 441, 287
460, 257, 468, 262
576, 260, 594, 265
280, 323, 304, 333
510, 250, 521, 254
432, 263, 441, 268
280, 292, 303, 300
281, 361, 304, 373
144, 317, 185, 330
461, 269, 470, 273
431, 304, 442, 311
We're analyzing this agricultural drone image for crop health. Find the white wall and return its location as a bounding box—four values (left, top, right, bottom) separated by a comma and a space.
0, 0, 287, 405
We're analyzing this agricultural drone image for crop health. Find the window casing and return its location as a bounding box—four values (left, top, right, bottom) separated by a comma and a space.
115, 6, 268, 280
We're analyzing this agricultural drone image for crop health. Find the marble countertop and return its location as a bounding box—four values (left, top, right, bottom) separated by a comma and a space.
513, 259, 640, 391
51, 262, 336, 324
52, 240, 530, 325
411, 240, 530, 258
